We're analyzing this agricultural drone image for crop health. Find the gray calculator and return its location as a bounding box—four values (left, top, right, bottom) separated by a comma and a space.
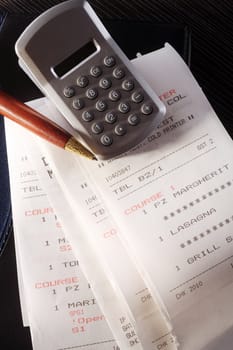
15, 0, 166, 159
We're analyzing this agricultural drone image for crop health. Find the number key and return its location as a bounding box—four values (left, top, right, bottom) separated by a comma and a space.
113, 67, 125, 79
141, 103, 153, 115
118, 102, 130, 114
122, 79, 134, 91
63, 86, 75, 98
86, 88, 98, 99
99, 78, 112, 89
105, 111, 117, 124
103, 55, 116, 67
131, 91, 144, 103
96, 99, 107, 112
73, 98, 84, 110
115, 124, 127, 136
90, 65, 102, 77
100, 134, 113, 146
109, 89, 121, 101
82, 110, 94, 122
91, 122, 104, 134
77, 75, 89, 88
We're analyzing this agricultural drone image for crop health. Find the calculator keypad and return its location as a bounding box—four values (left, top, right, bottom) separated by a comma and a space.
62, 53, 157, 154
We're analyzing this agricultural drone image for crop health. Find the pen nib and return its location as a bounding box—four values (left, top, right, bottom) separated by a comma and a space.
65, 136, 97, 160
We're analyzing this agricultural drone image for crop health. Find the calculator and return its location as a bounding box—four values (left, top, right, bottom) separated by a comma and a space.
15, 0, 166, 159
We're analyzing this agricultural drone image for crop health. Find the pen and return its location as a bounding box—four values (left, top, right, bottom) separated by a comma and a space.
0, 90, 97, 160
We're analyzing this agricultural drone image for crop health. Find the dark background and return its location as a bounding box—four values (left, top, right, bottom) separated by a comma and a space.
0, 1, 232, 349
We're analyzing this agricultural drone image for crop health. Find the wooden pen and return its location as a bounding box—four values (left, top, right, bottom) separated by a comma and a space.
0, 90, 96, 160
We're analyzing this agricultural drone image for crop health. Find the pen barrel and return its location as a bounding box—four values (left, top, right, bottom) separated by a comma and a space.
0, 90, 70, 148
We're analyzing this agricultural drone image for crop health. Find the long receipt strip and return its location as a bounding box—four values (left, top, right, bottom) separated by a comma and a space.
10, 111, 176, 350
6, 125, 119, 350
8, 117, 170, 350
5, 44, 233, 349
34, 44, 233, 350
34, 137, 176, 350
80, 45, 233, 348
35, 44, 233, 349
10, 114, 172, 350
6, 92, 177, 348
5, 50, 177, 349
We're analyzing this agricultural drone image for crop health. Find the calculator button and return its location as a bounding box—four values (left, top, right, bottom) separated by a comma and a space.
100, 134, 113, 146
118, 102, 130, 114
122, 79, 134, 91
103, 55, 116, 67
72, 98, 84, 110
105, 111, 117, 124
109, 89, 121, 101
99, 78, 112, 89
82, 110, 94, 122
141, 103, 153, 115
91, 122, 104, 134
86, 88, 98, 99
63, 86, 75, 98
113, 67, 125, 79
128, 113, 140, 126
96, 99, 108, 111
90, 65, 102, 77
115, 124, 127, 136
77, 75, 89, 88
131, 91, 144, 103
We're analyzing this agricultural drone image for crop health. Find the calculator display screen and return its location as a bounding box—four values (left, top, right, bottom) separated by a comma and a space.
53, 40, 97, 78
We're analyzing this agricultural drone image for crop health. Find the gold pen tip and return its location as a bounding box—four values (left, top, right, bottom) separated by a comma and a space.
65, 137, 97, 160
